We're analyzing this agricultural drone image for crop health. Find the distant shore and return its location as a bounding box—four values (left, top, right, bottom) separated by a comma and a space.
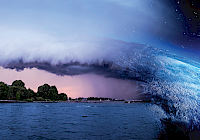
0, 99, 152, 103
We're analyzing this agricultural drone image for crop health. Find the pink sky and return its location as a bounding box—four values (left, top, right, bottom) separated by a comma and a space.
0, 67, 140, 99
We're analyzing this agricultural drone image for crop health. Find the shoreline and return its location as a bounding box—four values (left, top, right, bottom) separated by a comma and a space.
0, 99, 151, 103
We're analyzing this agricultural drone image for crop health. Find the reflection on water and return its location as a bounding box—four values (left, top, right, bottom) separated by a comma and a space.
0, 102, 162, 139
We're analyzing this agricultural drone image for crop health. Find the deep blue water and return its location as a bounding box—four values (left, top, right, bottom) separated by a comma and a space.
0, 102, 163, 140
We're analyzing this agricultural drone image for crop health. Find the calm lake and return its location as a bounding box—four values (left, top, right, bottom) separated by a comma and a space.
0, 102, 164, 139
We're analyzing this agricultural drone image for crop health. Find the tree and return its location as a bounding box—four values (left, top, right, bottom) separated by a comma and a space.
37, 84, 50, 99
7, 85, 27, 100
12, 80, 25, 87
26, 88, 35, 99
0, 80, 69, 101
17, 87, 27, 100
0, 82, 8, 91
59, 93, 68, 101
0, 82, 9, 100
35, 96, 45, 101
16, 91, 21, 100
48, 86, 58, 100
7, 86, 14, 100
37, 84, 59, 100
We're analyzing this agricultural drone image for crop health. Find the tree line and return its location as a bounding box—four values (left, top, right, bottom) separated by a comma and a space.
86, 97, 114, 101
0, 80, 68, 101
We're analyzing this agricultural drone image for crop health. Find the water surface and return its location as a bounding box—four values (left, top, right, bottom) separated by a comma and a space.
0, 102, 162, 139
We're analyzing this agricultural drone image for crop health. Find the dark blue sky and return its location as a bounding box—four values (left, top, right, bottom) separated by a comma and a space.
0, 0, 200, 62
159, 0, 200, 51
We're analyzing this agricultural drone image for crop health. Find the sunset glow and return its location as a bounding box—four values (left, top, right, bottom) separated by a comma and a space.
0, 67, 139, 99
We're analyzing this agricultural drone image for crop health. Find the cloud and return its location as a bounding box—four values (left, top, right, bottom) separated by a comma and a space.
0, 27, 161, 85
0, 0, 184, 77
0, 28, 122, 65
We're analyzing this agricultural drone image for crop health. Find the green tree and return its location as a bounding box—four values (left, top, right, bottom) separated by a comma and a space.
7, 86, 27, 100
48, 86, 58, 100
26, 88, 35, 99
0, 82, 8, 91
0, 82, 9, 100
35, 96, 45, 101
16, 91, 21, 100
18, 87, 28, 100
59, 93, 68, 101
12, 80, 25, 87
7, 86, 14, 100
37, 84, 50, 99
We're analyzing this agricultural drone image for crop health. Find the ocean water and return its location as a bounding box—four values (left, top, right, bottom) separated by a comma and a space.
0, 102, 163, 140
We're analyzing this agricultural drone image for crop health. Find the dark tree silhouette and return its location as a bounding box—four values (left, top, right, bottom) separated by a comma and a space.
0, 82, 9, 100
37, 84, 50, 99
0, 80, 68, 101
48, 86, 58, 100
26, 88, 35, 99
8, 86, 27, 100
16, 91, 21, 100
59, 93, 68, 101
12, 80, 25, 87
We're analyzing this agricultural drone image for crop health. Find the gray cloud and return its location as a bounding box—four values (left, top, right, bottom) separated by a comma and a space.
1, 32, 159, 84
